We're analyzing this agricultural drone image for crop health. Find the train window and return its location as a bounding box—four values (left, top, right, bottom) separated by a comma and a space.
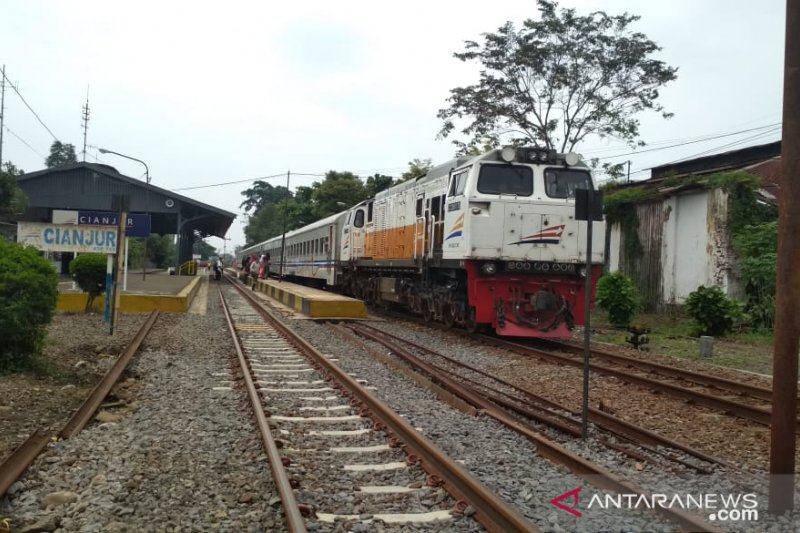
544, 169, 592, 199
431, 195, 445, 221
367, 202, 373, 223
323, 237, 329, 254
477, 164, 533, 196
416, 198, 423, 217
448, 169, 469, 196
353, 209, 365, 228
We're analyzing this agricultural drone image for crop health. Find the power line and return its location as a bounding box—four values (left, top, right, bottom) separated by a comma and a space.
0, 68, 59, 142
595, 123, 781, 160
662, 127, 782, 165
173, 172, 325, 191
3, 124, 46, 159
596, 128, 782, 183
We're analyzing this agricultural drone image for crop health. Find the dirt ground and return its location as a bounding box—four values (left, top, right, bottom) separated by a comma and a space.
0, 313, 146, 460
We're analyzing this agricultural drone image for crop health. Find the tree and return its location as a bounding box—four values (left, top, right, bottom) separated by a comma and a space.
437, 0, 677, 154
69, 253, 107, 312
400, 159, 432, 182
146, 235, 176, 268
0, 162, 27, 219
240, 180, 291, 213
193, 239, 217, 259
312, 171, 368, 218
45, 141, 78, 168
365, 174, 395, 197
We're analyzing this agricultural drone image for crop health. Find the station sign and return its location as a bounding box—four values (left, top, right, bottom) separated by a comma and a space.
52, 209, 151, 237
18, 222, 118, 254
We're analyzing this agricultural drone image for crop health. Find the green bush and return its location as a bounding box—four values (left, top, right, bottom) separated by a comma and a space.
0, 240, 59, 371
684, 285, 742, 336
69, 253, 108, 311
595, 271, 638, 327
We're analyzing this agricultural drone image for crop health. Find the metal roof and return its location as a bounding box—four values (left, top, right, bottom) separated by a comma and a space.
16, 162, 235, 238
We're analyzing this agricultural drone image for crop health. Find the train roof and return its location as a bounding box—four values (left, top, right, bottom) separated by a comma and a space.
374, 147, 589, 201
239, 210, 347, 255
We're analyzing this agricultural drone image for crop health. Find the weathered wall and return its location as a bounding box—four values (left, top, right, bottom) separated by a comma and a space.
607, 188, 736, 311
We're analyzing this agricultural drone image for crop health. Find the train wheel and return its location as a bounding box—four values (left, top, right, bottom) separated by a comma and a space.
464, 307, 479, 333
443, 304, 456, 328
421, 300, 433, 322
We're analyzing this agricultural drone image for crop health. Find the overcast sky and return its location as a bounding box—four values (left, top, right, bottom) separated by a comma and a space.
0, 0, 786, 251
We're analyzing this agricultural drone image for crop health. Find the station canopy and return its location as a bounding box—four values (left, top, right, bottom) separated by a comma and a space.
15, 162, 235, 239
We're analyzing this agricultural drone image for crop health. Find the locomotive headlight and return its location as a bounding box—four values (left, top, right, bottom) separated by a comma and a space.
500, 147, 516, 162
578, 266, 587, 278
481, 262, 497, 275
565, 152, 580, 166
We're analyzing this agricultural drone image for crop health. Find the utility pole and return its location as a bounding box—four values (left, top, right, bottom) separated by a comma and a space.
81, 87, 90, 162
769, 0, 799, 515
0, 65, 6, 168
279, 170, 290, 281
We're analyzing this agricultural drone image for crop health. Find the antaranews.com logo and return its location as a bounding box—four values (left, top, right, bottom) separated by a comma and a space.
551, 487, 759, 522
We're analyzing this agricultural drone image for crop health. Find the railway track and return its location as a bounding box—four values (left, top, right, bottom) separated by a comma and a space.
220, 281, 534, 532
343, 322, 722, 533
540, 338, 787, 405
0, 310, 160, 498
375, 308, 795, 429
349, 323, 735, 471
481, 335, 797, 430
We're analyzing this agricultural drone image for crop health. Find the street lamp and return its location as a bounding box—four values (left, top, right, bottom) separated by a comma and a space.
222, 237, 231, 263
99, 148, 151, 281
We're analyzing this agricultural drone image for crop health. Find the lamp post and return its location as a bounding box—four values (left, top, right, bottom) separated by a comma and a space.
222, 237, 231, 264
99, 148, 151, 281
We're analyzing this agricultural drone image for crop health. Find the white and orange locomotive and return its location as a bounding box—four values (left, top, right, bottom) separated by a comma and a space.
239, 146, 605, 338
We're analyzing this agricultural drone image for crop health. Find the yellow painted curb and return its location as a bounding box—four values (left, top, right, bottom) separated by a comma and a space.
253, 279, 367, 319
57, 277, 202, 313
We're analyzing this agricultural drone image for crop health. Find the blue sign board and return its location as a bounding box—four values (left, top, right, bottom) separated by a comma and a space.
77, 211, 151, 237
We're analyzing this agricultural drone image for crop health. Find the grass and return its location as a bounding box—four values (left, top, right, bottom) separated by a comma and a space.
587, 311, 775, 376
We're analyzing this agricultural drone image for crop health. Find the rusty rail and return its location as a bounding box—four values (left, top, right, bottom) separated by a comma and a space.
218, 288, 308, 533
350, 323, 722, 533
354, 323, 733, 469
546, 339, 784, 403
483, 335, 794, 430
227, 281, 535, 533
59, 310, 159, 439
2, 312, 158, 498
0, 431, 50, 497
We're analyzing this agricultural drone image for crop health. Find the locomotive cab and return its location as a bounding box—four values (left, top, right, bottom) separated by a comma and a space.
442, 147, 605, 337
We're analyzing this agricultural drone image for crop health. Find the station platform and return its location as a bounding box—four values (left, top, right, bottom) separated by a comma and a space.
57, 270, 202, 313
230, 269, 367, 319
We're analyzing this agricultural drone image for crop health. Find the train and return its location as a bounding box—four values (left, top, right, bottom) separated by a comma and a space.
237, 146, 606, 338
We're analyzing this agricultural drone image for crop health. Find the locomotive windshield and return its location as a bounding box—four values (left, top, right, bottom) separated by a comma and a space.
477, 164, 533, 196
544, 168, 592, 198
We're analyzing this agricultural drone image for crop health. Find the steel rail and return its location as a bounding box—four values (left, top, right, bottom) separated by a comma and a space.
350, 324, 723, 533
0, 430, 50, 497
226, 280, 536, 533
59, 310, 159, 439
353, 323, 732, 468
544, 339, 783, 403
482, 335, 796, 430
218, 287, 307, 533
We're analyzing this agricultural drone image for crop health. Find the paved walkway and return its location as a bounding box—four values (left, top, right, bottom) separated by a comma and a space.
58, 269, 199, 296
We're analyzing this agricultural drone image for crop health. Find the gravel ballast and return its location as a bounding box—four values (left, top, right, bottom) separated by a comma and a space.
2, 279, 798, 532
